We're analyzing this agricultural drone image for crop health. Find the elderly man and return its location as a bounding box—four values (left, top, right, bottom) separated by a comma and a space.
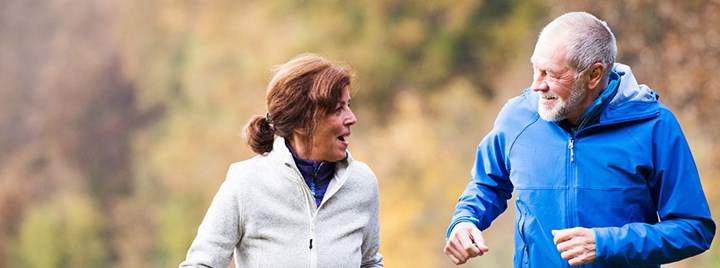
444, 12, 714, 267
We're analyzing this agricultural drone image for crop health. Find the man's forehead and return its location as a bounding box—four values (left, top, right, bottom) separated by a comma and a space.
531, 39, 569, 69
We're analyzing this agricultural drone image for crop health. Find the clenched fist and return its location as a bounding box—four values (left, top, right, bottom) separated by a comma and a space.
444, 222, 490, 265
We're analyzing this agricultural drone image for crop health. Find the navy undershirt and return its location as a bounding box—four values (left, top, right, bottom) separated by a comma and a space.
286, 141, 335, 207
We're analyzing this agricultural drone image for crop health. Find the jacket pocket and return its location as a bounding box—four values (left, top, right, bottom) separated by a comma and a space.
515, 241, 530, 268
515, 201, 530, 267
516, 201, 528, 244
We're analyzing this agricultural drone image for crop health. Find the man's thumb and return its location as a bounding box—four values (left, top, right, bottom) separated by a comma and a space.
470, 228, 489, 252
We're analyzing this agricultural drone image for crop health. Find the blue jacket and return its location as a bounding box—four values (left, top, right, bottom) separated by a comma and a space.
448, 64, 715, 267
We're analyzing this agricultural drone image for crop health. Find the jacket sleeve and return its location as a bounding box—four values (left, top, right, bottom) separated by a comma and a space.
361, 172, 384, 268
180, 165, 243, 268
447, 127, 514, 238
593, 111, 715, 265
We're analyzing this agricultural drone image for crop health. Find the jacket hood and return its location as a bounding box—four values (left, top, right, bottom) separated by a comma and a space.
609, 63, 658, 105
523, 63, 660, 125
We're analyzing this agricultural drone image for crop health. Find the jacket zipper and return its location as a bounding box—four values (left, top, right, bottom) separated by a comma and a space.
287, 164, 318, 268
309, 163, 328, 268
567, 132, 577, 228
308, 182, 318, 268
312, 166, 318, 195
309, 219, 316, 268
311, 162, 325, 204
289, 159, 352, 268
568, 136, 575, 163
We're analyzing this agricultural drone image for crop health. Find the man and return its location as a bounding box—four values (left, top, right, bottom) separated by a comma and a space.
444, 12, 715, 267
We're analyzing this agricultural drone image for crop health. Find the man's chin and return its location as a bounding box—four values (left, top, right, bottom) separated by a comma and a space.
538, 109, 562, 122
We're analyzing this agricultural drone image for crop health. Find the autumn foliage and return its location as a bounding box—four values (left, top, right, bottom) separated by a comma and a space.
1, 1, 718, 267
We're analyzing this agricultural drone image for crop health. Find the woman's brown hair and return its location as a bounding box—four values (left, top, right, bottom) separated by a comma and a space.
244, 53, 353, 154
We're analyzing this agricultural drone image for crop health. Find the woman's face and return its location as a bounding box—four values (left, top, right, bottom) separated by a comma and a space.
295, 86, 357, 162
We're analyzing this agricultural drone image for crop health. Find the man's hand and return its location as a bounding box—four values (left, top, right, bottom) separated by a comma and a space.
444, 222, 490, 265
552, 227, 596, 266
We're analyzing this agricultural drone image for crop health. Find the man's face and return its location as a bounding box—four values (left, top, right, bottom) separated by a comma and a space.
530, 38, 588, 123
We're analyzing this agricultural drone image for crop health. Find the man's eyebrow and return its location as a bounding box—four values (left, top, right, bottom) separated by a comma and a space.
533, 62, 559, 74
529, 57, 545, 70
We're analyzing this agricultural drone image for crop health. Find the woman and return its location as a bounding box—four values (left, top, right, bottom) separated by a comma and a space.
180, 54, 383, 267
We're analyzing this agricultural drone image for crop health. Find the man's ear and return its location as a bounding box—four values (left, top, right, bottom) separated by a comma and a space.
586, 62, 605, 90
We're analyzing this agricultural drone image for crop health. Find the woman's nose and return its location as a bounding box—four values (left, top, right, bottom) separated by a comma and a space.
346, 109, 357, 126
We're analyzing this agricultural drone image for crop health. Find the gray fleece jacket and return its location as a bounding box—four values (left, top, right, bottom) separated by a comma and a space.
180, 137, 383, 268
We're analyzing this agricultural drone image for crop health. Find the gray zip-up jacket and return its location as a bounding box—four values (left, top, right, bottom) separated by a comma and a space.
180, 137, 383, 268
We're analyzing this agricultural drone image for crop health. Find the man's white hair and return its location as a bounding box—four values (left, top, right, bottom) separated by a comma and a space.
539, 12, 617, 82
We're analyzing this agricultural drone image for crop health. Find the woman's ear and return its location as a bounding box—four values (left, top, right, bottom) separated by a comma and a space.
293, 128, 308, 137
586, 63, 605, 90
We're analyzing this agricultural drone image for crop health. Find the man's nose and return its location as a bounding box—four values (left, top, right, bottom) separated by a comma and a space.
531, 77, 548, 92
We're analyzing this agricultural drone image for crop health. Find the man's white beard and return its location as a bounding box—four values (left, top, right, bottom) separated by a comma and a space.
538, 79, 585, 122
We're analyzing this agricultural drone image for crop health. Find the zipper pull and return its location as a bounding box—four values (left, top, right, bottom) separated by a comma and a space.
311, 163, 323, 196
309, 239, 313, 249
568, 137, 575, 163
312, 168, 318, 194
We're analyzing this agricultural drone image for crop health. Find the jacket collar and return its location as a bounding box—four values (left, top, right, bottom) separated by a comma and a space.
267, 137, 352, 175
266, 137, 354, 209
574, 69, 621, 129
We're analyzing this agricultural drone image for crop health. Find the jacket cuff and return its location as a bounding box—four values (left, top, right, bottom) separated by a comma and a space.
446, 217, 480, 240
592, 227, 609, 262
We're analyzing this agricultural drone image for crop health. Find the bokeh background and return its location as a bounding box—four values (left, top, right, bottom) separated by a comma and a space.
1, 0, 719, 267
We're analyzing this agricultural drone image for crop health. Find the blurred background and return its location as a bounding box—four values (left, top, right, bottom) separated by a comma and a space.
1, 0, 719, 267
